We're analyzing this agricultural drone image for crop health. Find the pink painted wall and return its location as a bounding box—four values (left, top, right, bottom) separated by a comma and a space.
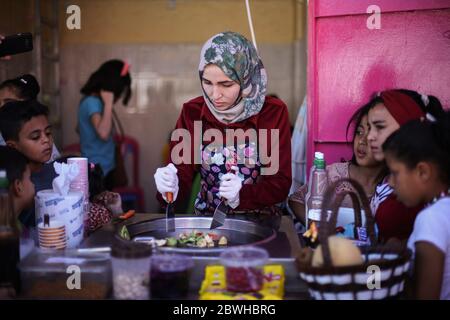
307, 0, 450, 171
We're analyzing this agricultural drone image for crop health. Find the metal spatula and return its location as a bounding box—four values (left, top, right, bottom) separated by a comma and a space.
210, 197, 230, 230
210, 167, 237, 230
165, 192, 175, 232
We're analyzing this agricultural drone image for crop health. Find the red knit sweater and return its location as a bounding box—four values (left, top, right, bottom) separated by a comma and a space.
375, 193, 422, 242
157, 95, 292, 211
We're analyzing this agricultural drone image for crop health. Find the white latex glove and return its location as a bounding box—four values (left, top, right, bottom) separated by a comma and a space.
154, 163, 179, 202
218, 166, 243, 209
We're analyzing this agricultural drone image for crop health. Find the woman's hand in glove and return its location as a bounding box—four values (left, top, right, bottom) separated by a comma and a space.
154, 163, 179, 202
219, 166, 243, 209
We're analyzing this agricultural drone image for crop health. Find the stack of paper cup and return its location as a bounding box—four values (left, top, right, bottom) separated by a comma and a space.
38, 220, 66, 250
67, 157, 90, 232
35, 190, 84, 249
68, 157, 89, 196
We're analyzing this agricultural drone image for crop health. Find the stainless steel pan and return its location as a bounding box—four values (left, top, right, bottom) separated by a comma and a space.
124, 216, 277, 255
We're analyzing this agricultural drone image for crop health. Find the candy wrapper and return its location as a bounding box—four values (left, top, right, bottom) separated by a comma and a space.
199, 265, 285, 300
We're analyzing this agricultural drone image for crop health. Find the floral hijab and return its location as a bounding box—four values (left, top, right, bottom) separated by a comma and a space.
199, 31, 267, 124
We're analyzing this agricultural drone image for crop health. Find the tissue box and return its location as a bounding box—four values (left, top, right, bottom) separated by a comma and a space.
199, 265, 285, 300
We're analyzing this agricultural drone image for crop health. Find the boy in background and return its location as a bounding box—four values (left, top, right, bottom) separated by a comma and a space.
0, 100, 56, 227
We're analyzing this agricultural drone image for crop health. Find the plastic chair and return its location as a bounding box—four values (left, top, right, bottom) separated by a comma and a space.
62, 143, 81, 156
112, 135, 145, 212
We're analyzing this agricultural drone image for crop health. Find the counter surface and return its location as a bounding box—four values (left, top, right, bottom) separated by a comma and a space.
80, 213, 310, 300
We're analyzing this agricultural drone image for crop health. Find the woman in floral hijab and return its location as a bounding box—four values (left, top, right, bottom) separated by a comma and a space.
198, 31, 267, 124
154, 32, 292, 228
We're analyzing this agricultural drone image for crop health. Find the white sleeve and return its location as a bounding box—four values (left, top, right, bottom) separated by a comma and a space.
47, 144, 61, 162
52, 144, 61, 158
411, 208, 448, 254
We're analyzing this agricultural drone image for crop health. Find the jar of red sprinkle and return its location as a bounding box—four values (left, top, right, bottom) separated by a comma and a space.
219, 246, 269, 293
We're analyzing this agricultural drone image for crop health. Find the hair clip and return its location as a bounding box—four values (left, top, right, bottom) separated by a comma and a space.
120, 61, 130, 76
420, 93, 429, 107
20, 78, 27, 84
426, 113, 437, 123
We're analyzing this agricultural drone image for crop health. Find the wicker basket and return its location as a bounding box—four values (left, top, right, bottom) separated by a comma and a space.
297, 178, 412, 300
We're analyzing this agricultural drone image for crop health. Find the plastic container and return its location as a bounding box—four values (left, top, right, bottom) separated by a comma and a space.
19, 248, 111, 299
220, 246, 269, 292
150, 254, 194, 299
111, 238, 152, 300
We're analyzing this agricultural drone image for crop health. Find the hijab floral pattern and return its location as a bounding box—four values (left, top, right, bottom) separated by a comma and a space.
199, 31, 267, 124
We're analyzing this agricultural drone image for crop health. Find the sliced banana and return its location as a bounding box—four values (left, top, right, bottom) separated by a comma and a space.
218, 236, 228, 246
155, 239, 167, 247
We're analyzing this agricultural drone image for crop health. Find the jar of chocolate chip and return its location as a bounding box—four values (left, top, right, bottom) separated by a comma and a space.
150, 254, 194, 299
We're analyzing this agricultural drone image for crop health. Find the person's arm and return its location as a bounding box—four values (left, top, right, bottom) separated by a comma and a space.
156, 104, 197, 206
385, 237, 407, 250
289, 198, 306, 224
288, 184, 308, 224
238, 102, 292, 209
413, 241, 445, 299
90, 90, 114, 141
